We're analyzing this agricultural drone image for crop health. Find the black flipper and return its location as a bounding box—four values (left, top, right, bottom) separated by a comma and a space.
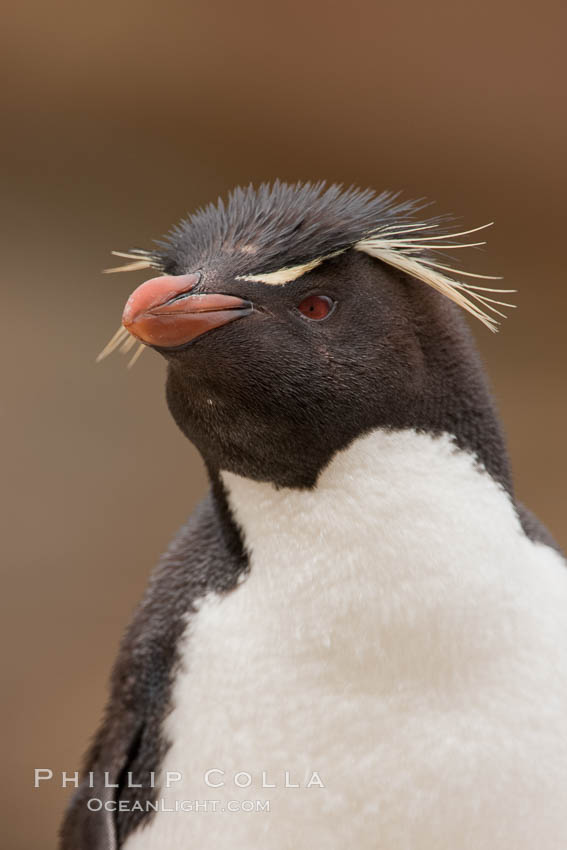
59, 490, 247, 848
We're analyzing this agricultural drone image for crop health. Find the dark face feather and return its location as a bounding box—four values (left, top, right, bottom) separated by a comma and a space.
161, 249, 510, 491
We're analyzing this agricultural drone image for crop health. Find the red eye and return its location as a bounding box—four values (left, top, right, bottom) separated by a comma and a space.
297, 295, 335, 321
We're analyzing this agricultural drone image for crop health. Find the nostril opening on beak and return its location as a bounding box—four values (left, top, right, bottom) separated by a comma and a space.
164, 290, 196, 307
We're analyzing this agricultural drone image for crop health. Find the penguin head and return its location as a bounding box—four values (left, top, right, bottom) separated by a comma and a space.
103, 182, 512, 488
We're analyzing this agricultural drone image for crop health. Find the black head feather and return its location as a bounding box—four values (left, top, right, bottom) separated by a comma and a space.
154, 181, 430, 278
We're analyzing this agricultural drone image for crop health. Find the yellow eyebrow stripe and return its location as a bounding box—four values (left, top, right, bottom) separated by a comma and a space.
235, 257, 325, 286
236, 250, 345, 286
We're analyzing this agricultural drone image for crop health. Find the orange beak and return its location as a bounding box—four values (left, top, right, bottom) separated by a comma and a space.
122, 273, 253, 349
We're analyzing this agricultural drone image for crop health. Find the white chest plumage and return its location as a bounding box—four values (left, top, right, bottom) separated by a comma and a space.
124, 429, 567, 850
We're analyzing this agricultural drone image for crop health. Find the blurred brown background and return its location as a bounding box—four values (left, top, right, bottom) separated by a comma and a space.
1, 0, 565, 846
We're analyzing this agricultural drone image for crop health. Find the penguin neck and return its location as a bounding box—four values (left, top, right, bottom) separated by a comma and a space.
218, 426, 519, 587
411, 302, 513, 494
213, 427, 540, 667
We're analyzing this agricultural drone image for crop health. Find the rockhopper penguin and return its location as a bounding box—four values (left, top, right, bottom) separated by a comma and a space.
62, 182, 567, 849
